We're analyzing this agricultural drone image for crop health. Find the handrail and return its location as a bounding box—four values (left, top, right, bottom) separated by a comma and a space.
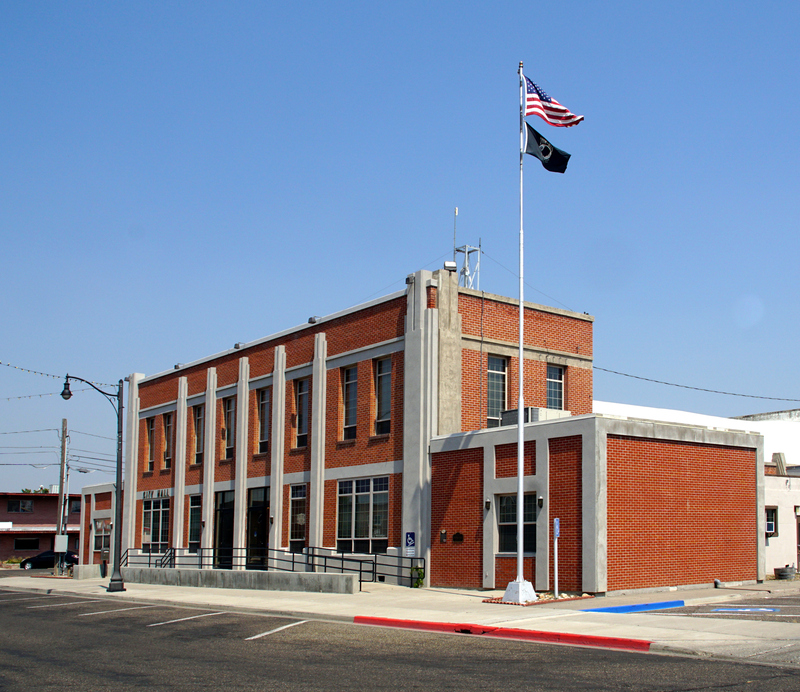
122, 545, 426, 588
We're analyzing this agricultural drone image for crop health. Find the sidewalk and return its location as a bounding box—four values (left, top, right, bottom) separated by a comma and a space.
4, 573, 800, 667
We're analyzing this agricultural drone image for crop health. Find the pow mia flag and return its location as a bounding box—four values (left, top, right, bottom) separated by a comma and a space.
524, 122, 570, 173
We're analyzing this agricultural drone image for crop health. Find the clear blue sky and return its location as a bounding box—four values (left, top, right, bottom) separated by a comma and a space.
2, 1, 799, 491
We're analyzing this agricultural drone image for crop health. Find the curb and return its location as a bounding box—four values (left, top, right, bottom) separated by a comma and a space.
353, 616, 652, 652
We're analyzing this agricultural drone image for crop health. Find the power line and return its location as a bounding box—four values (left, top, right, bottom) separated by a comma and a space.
0, 360, 114, 387
71, 430, 117, 441
0, 387, 94, 402
0, 429, 58, 435
594, 367, 800, 403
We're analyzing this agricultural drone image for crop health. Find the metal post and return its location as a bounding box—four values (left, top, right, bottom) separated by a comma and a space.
107, 380, 126, 592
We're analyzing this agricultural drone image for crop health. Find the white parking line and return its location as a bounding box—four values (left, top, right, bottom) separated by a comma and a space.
79, 605, 159, 617
0, 595, 55, 603
245, 620, 308, 640
28, 599, 103, 609
147, 612, 227, 627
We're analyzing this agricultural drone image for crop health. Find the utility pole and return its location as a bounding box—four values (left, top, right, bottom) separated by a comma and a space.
56, 419, 68, 574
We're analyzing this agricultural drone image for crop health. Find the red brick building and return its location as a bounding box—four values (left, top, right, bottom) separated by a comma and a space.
115, 266, 764, 592
0, 491, 81, 563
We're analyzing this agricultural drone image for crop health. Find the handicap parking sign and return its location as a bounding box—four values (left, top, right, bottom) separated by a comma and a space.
405, 532, 416, 556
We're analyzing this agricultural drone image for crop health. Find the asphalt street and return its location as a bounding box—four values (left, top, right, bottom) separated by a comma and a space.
3, 587, 800, 691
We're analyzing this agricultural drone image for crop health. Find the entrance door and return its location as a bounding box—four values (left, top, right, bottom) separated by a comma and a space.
246, 487, 269, 569
214, 490, 235, 569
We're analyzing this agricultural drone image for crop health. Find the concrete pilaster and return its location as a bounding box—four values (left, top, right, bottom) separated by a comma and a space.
233, 357, 250, 568
269, 346, 287, 553
172, 377, 188, 549
308, 333, 327, 548
122, 373, 144, 553
435, 268, 462, 436
402, 270, 438, 585
201, 368, 217, 556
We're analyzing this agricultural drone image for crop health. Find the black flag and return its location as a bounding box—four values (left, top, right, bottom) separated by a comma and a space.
525, 122, 570, 173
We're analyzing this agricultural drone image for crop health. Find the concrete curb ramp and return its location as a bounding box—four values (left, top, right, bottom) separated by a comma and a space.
354, 616, 652, 653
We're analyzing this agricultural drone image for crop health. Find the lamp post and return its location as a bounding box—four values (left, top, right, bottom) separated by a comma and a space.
61, 374, 126, 592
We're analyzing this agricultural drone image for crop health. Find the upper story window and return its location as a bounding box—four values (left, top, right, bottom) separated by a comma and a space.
487, 356, 507, 428
257, 388, 270, 454
146, 417, 155, 472
7, 499, 34, 513
222, 397, 236, 460
163, 412, 173, 470
69, 499, 81, 514
546, 364, 564, 410
193, 405, 204, 465
375, 358, 391, 435
342, 366, 357, 440
295, 379, 309, 448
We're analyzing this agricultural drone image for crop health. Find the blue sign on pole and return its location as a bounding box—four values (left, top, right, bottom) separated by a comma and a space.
554, 518, 560, 538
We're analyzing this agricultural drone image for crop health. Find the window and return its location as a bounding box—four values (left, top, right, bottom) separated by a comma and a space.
375, 358, 391, 435
142, 498, 170, 553
14, 538, 39, 551
94, 518, 111, 552
69, 499, 81, 514
487, 356, 507, 428
222, 397, 236, 460
289, 484, 307, 553
7, 499, 33, 513
497, 494, 536, 554
257, 388, 270, 454
188, 495, 202, 553
766, 507, 778, 536
146, 417, 155, 471
342, 366, 357, 440
163, 412, 173, 469
295, 379, 309, 448
546, 364, 564, 410
193, 405, 204, 465
337, 477, 389, 554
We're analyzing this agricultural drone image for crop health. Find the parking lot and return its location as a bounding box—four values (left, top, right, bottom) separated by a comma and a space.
657, 592, 800, 624
4, 585, 800, 691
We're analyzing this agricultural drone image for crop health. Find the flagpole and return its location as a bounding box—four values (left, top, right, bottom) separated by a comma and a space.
503, 62, 537, 604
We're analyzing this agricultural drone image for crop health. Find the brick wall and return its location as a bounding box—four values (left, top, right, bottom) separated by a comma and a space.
430, 447, 484, 588
606, 435, 758, 591
495, 441, 535, 478
549, 435, 583, 591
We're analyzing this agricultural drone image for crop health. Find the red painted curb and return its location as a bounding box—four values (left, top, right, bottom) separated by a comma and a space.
353, 616, 651, 653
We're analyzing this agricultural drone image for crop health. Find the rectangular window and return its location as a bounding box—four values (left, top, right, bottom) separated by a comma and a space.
142, 498, 170, 553
337, 477, 389, 554
289, 484, 307, 553
146, 417, 155, 471
497, 494, 536, 554
375, 358, 391, 435
69, 499, 81, 514
193, 405, 204, 465
163, 412, 173, 469
7, 499, 34, 513
546, 364, 564, 411
188, 495, 202, 553
246, 486, 269, 568
14, 537, 39, 551
766, 507, 778, 536
257, 388, 270, 454
342, 366, 357, 440
223, 397, 236, 460
93, 518, 111, 552
295, 379, 309, 448
487, 356, 507, 428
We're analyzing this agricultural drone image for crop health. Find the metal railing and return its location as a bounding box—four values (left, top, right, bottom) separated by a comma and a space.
121, 545, 426, 589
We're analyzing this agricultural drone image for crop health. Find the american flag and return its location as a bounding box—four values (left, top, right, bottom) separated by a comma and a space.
524, 76, 583, 127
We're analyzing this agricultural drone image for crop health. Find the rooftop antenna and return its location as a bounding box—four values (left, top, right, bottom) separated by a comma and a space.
452, 207, 482, 289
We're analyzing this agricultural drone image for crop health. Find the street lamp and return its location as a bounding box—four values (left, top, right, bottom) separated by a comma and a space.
61, 374, 126, 593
